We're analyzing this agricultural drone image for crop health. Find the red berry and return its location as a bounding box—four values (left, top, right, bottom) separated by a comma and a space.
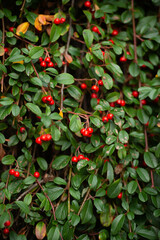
141, 99, 146, 105
124, 144, 128, 147
111, 30, 118, 36
40, 61, 47, 67
117, 99, 122, 105
49, 100, 55, 105
121, 100, 126, 106
84, 1, 91, 7
101, 16, 105, 20
34, 171, 40, 178
102, 51, 105, 56
153, 97, 159, 103
117, 192, 122, 199
4, 48, 9, 53
107, 113, 114, 120
72, 156, 78, 163
46, 95, 52, 102
98, 80, 103, 86
104, 159, 109, 163
141, 64, 146, 68
102, 116, 108, 123
9, 27, 14, 32
14, 171, 20, 178
9, 169, 15, 175
120, 56, 127, 62
110, 102, 115, 107
45, 57, 51, 63
54, 18, 60, 24
81, 83, 87, 90
97, 99, 100, 104
108, 39, 114, 44
132, 91, 139, 98
77, 155, 85, 160
83, 130, 89, 137
45, 134, 52, 141
83, 157, 90, 161
40, 134, 47, 141
60, 18, 66, 24
91, 85, 99, 92
48, 62, 54, 67
42, 96, 47, 103
91, 93, 98, 98
19, 127, 26, 133
39, 57, 43, 62
92, 26, 99, 33
4, 221, 11, 227
88, 127, 93, 134
80, 128, 86, 135
127, 51, 131, 55
35, 137, 42, 145
3, 228, 9, 234
145, 121, 149, 127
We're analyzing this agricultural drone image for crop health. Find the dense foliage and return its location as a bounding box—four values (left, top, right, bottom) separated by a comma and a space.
0, 0, 160, 239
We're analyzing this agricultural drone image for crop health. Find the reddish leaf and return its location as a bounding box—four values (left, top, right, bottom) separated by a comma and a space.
35, 222, 46, 240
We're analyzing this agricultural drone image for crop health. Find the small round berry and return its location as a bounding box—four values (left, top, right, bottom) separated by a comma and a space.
145, 121, 149, 127
37, 116, 41, 119
88, 127, 93, 134
121, 100, 126, 106
107, 113, 114, 120
83, 130, 89, 137
141, 64, 146, 68
81, 83, 87, 90
92, 26, 99, 33
48, 62, 54, 67
19, 127, 26, 133
39, 57, 43, 62
4, 220, 11, 227
14, 171, 20, 178
40, 61, 47, 68
102, 51, 105, 56
35, 137, 42, 145
84, 1, 91, 7
9, 27, 14, 32
80, 128, 86, 135
45, 57, 51, 63
127, 51, 131, 55
42, 96, 47, 103
141, 99, 146, 105
77, 155, 85, 160
91, 93, 98, 98
117, 192, 123, 199
116, 99, 122, 105
40, 134, 47, 141
46, 95, 53, 102
98, 80, 103, 86
110, 102, 115, 107
124, 144, 128, 147
102, 116, 108, 123
101, 16, 105, 20
49, 100, 55, 105
54, 18, 60, 25
120, 56, 127, 62
72, 156, 78, 163
9, 169, 15, 175
4, 48, 9, 53
108, 39, 114, 44
83, 157, 90, 161
104, 159, 109, 163
34, 171, 40, 178
91, 85, 99, 92
132, 91, 139, 98
3, 228, 9, 235
153, 97, 159, 103
97, 99, 100, 104
111, 30, 118, 36
60, 18, 66, 24
45, 134, 52, 141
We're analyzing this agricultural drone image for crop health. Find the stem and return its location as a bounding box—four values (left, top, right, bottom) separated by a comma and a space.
19, 0, 26, 19
60, 0, 75, 111
78, 188, 90, 215
150, 169, 154, 188
136, 179, 142, 192
31, 61, 47, 94
67, 167, 72, 215
1, 17, 5, 92
144, 126, 149, 152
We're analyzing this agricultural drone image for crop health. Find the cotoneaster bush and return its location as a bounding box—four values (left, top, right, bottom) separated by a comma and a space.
0, 0, 160, 239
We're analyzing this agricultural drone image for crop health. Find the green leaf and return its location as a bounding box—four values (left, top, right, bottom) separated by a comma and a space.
0, 97, 14, 106
129, 62, 140, 77
80, 199, 93, 224
30, 77, 42, 87
55, 202, 68, 220
29, 47, 44, 59
55, 73, 74, 85
47, 226, 60, 240
105, 135, 117, 145
45, 186, 64, 201
0, 133, 5, 144
90, 116, 101, 128
83, 10, 92, 23
144, 152, 158, 168
137, 168, 150, 182
136, 228, 157, 239
69, 115, 82, 132
88, 174, 98, 189
15, 201, 30, 214
118, 130, 129, 144
69, 187, 80, 200
51, 125, 61, 141
127, 181, 138, 194
107, 179, 122, 198
2, 155, 15, 165
23, 176, 36, 185
106, 92, 120, 102
12, 63, 25, 72
103, 74, 113, 90
12, 104, 20, 116
54, 177, 67, 186
26, 103, 42, 117
111, 214, 125, 235
137, 108, 149, 124
121, 10, 132, 23
52, 155, 70, 170
83, 29, 93, 48
106, 63, 123, 77
77, 159, 89, 171
67, 85, 82, 100
71, 214, 80, 227
50, 24, 62, 42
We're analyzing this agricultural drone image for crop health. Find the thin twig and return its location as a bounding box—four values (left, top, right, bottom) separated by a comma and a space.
67, 167, 72, 215
144, 126, 148, 152
19, 0, 26, 19
136, 179, 142, 192
1, 17, 5, 92
31, 61, 47, 94
78, 188, 90, 215
150, 170, 154, 188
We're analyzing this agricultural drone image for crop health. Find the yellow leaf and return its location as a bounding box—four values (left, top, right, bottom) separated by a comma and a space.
13, 60, 24, 64
0, 46, 5, 56
16, 22, 30, 36
34, 17, 42, 31
38, 14, 47, 25
58, 108, 63, 118
94, 4, 100, 11
64, 52, 73, 63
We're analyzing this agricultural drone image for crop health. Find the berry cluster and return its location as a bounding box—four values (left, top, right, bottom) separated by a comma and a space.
116, 99, 126, 106
92, 26, 101, 35
3, 221, 11, 235
102, 113, 114, 123
80, 127, 93, 137
72, 154, 89, 163
39, 57, 54, 68
9, 169, 20, 177
42, 95, 54, 105
35, 134, 52, 145
54, 18, 66, 25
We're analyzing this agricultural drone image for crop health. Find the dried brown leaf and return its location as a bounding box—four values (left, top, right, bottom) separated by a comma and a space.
64, 52, 73, 63
0, 144, 6, 161
34, 17, 42, 31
